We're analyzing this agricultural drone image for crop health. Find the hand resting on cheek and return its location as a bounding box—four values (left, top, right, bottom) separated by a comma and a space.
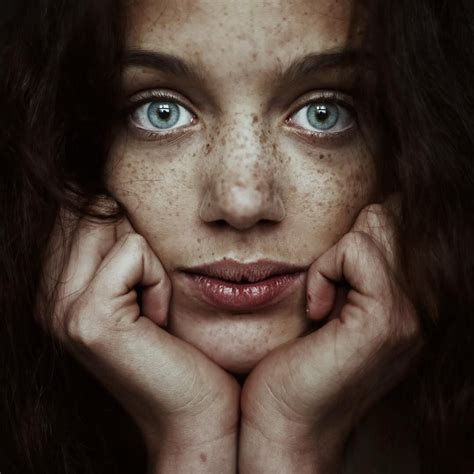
37, 196, 424, 473
238, 196, 425, 473
36, 203, 240, 473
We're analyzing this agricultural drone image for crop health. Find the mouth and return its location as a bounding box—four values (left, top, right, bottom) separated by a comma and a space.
180, 259, 307, 312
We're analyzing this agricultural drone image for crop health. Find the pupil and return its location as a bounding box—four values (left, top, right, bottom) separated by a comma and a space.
315, 105, 329, 122
157, 104, 171, 120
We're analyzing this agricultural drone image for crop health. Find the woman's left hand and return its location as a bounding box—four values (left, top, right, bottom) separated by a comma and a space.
239, 198, 424, 473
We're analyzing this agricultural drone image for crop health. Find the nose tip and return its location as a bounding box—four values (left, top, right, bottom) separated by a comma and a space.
199, 182, 285, 230
221, 184, 279, 230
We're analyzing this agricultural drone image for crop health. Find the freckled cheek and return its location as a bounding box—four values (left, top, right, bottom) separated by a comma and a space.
106, 155, 197, 262
291, 161, 376, 247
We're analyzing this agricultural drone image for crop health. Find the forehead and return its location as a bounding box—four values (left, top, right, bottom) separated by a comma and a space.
125, 0, 364, 75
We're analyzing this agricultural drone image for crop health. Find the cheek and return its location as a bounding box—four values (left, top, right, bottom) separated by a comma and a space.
105, 150, 197, 266
287, 146, 377, 250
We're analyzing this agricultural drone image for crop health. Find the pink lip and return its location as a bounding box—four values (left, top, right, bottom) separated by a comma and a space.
180, 259, 307, 312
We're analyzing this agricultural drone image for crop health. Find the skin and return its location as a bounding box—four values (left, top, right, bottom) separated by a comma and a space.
40, 0, 422, 472
106, 0, 377, 373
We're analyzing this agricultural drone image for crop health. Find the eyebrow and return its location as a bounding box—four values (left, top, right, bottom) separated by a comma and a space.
122, 48, 370, 84
279, 49, 371, 83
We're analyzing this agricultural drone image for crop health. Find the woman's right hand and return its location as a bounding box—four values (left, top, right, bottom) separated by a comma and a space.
37, 205, 240, 472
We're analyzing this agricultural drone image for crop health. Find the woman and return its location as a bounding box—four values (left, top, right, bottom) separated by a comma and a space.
0, 0, 473, 473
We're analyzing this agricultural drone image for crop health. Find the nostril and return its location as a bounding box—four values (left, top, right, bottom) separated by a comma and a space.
213, 219, 228, 228
260, 219, 278, 226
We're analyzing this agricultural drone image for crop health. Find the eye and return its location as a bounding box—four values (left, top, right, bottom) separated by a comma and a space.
130, 97, 195, 132
288, 98, 355, 134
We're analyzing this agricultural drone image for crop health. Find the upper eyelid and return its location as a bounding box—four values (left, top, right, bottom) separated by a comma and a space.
127, 88, 197, 116
125, 88, 355, 128
285, 90, 355, 119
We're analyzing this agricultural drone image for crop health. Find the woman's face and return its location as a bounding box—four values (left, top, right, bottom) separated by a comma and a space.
106, 0, 377, 373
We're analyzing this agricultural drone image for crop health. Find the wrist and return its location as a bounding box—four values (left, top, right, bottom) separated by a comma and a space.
147, 429, 238, 474
239, 416, 348, 474
143, 401, 239, 474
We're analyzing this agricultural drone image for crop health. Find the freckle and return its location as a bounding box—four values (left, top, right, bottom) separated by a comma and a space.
252, 114, 259, 124
319, 154, 325, 159
200, 452, 207, 462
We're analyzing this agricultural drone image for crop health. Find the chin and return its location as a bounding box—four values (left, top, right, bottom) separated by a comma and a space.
167, 304, 311, 374
201, 342, 275, 375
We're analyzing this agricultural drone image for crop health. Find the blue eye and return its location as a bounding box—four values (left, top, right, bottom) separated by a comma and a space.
131, 100, 194, 131
289, 100, 355, 134
306, 103, 339, 130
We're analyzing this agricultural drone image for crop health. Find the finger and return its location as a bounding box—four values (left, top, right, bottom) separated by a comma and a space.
60, 218, 117, 306
64, 213, 137, 299
306, 231, 391, 320
62, 234, 193, 421
49, 214, 134, 334
305, 267, 336, 321
90, 233, 171, 327
115, 214, 136, 240
350, 196, 400, 270
41, 204, 137, 334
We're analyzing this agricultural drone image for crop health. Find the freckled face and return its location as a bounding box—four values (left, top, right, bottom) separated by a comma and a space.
106, 0, 377, 373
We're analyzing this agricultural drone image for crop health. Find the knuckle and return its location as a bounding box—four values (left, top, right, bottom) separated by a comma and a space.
343, 230, 375, 257
353, 203, 385, 229
63, 296, 108, 349
128, 232, 147, 247
387, 303, 424, 355
122, 232, 148, 254
353, 204, 394, 241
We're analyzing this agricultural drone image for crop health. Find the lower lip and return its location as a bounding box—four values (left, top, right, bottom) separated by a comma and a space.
183, 272, 304, 312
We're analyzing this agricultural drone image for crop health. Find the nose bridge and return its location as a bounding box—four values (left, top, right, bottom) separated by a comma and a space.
217, 120, 272, 197
200, 113, 285, 230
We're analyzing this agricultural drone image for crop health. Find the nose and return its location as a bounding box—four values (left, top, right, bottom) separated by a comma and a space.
199, 124, 286, 231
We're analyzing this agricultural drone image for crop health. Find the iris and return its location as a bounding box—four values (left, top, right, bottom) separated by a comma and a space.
306, 103, 339, 130
146, 102, 180, 129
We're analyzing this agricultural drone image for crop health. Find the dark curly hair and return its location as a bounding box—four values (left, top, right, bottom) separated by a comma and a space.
0, 1, 473, 473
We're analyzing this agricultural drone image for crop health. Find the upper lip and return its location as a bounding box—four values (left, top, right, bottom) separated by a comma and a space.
181, 259, 308, 283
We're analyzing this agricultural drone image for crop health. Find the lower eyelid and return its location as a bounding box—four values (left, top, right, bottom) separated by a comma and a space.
282, 122, 358, 147
127, 121, 200, 142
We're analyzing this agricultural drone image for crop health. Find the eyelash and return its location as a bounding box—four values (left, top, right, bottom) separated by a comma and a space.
284, 91, 357, 144
126, 89, 197, 140
125, 89, 357, 142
